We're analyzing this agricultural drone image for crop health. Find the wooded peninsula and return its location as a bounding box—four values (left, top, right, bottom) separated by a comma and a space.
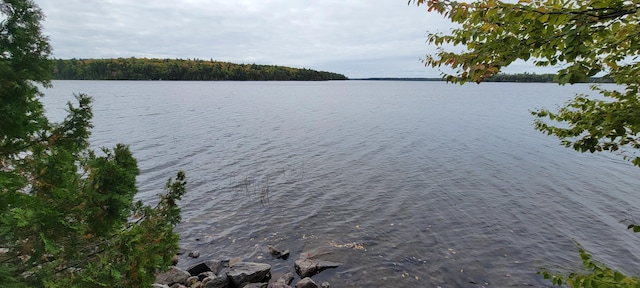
52, 58, 348, 81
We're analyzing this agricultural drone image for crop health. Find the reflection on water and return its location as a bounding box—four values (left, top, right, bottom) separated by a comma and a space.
42, 80, 640, 287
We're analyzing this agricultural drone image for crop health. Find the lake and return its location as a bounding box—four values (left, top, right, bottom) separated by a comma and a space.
41, 80, 640, 287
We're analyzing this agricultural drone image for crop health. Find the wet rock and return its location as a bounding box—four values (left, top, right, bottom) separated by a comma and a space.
321, 282, 330, 288
268, 246, 290, 260
226, 262, 271, 288
203, 275, 230, 288
156, 266, 191, 286
170, 283, 188, 288
229, 257, 243, 267
278, 250, 290, 260
189, 250, 201, 259
295, 277, 318, 288
188, 260, 223, 276
275, 272, 294, 285
152, 284, 170, 288
294, 258, 341, 278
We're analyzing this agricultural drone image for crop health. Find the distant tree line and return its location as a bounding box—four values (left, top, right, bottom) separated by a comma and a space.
52, 58, 348, 81
484, 72, 613, 83
354, 74, 613, 83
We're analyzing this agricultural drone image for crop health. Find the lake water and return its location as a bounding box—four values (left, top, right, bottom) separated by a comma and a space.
41, 80, 640, 287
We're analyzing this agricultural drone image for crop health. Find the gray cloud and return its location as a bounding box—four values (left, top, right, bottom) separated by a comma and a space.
35, 0, 539, 78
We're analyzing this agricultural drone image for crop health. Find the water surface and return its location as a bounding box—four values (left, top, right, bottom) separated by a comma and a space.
42, 80, 640, 287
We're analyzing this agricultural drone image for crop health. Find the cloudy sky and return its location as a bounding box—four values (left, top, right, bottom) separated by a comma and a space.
35, 0, 548, 78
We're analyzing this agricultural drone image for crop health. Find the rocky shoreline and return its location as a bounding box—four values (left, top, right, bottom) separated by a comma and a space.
154, 246, 342, 288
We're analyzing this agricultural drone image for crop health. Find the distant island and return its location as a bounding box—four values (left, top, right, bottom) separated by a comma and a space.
52, 58, 348, 81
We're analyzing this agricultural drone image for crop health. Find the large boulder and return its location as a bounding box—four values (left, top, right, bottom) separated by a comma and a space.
294, 258, 341, 278
156, 266, 191, 286
226, 262, 271, 287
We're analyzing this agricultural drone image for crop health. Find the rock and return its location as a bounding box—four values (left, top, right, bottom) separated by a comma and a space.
229, 257, 242, 267
275, 272, 294, 285
186, 276, 200, 286
278, 250, 290, 260
268, 246, 290, 260
321, 282, 330, 288
198, 271, 215, 281
170, 283, 188, 288
267, 246, 280, 256
242, 283, 268, 288
226, 262, 271, 288
294, 258, 341, 278
187, 260, 223, 276
156, 266, 191, 285
267, 283, 291, 288
172, 254, 180, 265
152, 284, 170, 288
295, 277, 318, 288
189, 250, 201, 258
203, 275, 231, 288
201, 276, 213, 286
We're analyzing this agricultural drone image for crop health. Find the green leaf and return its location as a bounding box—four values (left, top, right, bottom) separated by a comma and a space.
40, 233, 59, 254
539, 13, 550, 22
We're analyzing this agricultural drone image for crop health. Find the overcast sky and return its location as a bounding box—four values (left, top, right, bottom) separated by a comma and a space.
35, 0, 550, 78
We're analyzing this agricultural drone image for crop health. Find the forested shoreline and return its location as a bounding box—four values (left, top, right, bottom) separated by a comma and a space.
51, 58, 613, 83
52, 58, 348, 81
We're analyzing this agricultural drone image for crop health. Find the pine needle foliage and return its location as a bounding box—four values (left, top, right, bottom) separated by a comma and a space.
0, 1, 186, 286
